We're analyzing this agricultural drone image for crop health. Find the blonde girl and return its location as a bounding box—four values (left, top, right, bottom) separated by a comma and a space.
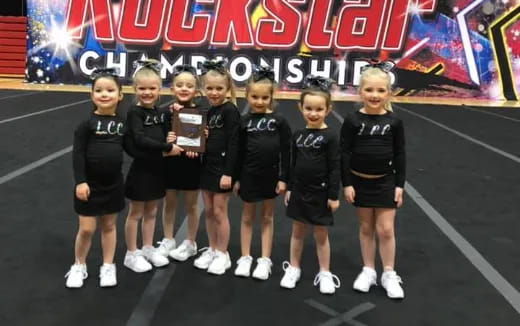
340, 62, 406, 299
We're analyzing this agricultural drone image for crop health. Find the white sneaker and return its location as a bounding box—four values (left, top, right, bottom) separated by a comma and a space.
124, 250, 152, 273
65, 263, 88, 288
353, 267, 377, 292
169, 240, 197, 261
234, 255, 253, 277
207, 250, 231, 275
314, 271, 341, 294
381, 270, 404, 299
142, 246, 169, 267
99, 264, 117, 288
193, 247, 216, 270
156, 238, 176, 257
280, 261, 301, 289
252, 257, 272, 280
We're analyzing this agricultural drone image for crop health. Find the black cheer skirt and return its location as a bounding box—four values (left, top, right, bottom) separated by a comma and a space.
125, 159, 166, 201
200, 152, 234, 193
165, 155, 201, 190
74, 175, 125, 216
286, 188, 333, 226
239, 168, 278, 202
351, 173, 397, 208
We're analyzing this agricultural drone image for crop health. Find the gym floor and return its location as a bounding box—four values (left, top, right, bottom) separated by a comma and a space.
0, 86, 519, 326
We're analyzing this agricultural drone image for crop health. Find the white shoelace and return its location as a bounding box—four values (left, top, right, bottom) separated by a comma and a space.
65, 265, 86, 278
237, 256, 252, 264
313, 272, 341, 288
100, 266, 115, 278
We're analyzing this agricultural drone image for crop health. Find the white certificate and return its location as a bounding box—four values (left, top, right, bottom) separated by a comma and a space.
177, 136, 201, 147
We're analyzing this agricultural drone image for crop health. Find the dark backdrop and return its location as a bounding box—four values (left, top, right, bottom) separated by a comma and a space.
0, 0, 26, 16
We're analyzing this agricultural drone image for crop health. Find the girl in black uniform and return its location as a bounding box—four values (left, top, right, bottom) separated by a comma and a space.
123, 60, 182, 273
233, 65, 291, 280
280, 76, 341, 295
158, 65, 203, 262
340, 62, 406, 299
194, 59, 240, 275
65, 68, 125, 288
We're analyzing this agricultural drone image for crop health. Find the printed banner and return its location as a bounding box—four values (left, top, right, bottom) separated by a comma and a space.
26, 0, 520, 100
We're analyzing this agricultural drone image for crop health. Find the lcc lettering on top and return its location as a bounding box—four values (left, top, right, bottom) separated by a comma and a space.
246, 118, 276, 132
96, 120, 124, 136
296, 133, 324, 149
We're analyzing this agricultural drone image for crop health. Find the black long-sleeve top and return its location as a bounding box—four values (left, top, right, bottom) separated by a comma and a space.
340, 110, 406, 187
73, 112, 126, 185
124, 105, 172, 159
288, 128, 340, 200
237, 112, 291, 181
205, 101, 241, 176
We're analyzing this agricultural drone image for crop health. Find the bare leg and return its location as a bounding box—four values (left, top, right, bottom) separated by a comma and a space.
125, 201, 144, 251
183, 190, 200, 242
375, 208, 397, 271
289, 221, 307, 268
100, 213, 117, 264
356, 207, 376, 269
260, 199, 275, 258
141, 200, 159, 247
239, 202, 256, 257
201, 190, 217, 249
74, 215, 97, 264
162, 190, 178, 239
313, 226, 330, 271
213, 192, 230, 252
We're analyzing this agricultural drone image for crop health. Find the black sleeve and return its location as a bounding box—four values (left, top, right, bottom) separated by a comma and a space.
340, 114, 356, 186
72, 119, 89, 185
288, 134, 297, 191
127, 109, 172, 153
327, 131, 340, 200
278, 116, 292, 183
393, 118, 406, 187
223, 104, 241, 176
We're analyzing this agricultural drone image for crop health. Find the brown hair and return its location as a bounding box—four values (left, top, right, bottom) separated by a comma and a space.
202, 69, 237, 105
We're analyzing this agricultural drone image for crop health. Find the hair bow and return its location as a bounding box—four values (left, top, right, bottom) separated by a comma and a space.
201, 59, 228, 74
303, 75, 334, 92
90, 67, 119, 80
133, 59, 163, 73
361, 60, 395, 73
173, 64, 197, 77
252, 64, 275, 82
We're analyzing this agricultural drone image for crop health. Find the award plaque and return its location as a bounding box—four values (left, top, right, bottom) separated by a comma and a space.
172, 108, 207, 152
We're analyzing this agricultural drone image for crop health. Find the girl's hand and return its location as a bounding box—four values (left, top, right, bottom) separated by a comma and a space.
275, 181, 287, 195
394, 187, 404, 208
166, 144, 184, 156
328, 199, 340, 212
343, 186, 355, 204
170, 103, 184, 112
220, 175, 232, 190
204, 127, 209, 138
233, 181, 240, 196
167, 131, 177, 143
284, 191, 291, 206
186, 151, 199, 159
75, 183, 90, 201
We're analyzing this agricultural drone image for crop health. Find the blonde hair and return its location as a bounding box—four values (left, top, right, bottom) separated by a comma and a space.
133, 59, 162, 87
359, 67, 393, 112
202, 69, 237, 105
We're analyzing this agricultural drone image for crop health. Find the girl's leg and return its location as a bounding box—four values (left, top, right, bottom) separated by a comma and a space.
201, 190, 217, 248
312, 226, 330, 271
162, 190, 178, 239
259, 199, 275, 258
239, 201, 256, 257
142, 200, 159, 247
100, 213, 117, 264
357, 207, 377, 268
183, 190, 200, 242
212, 192, 230, 252
289, 220, 307, 268
74, 215, 97, 264
125, 201, 145, 251
375, 208, 396, 271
